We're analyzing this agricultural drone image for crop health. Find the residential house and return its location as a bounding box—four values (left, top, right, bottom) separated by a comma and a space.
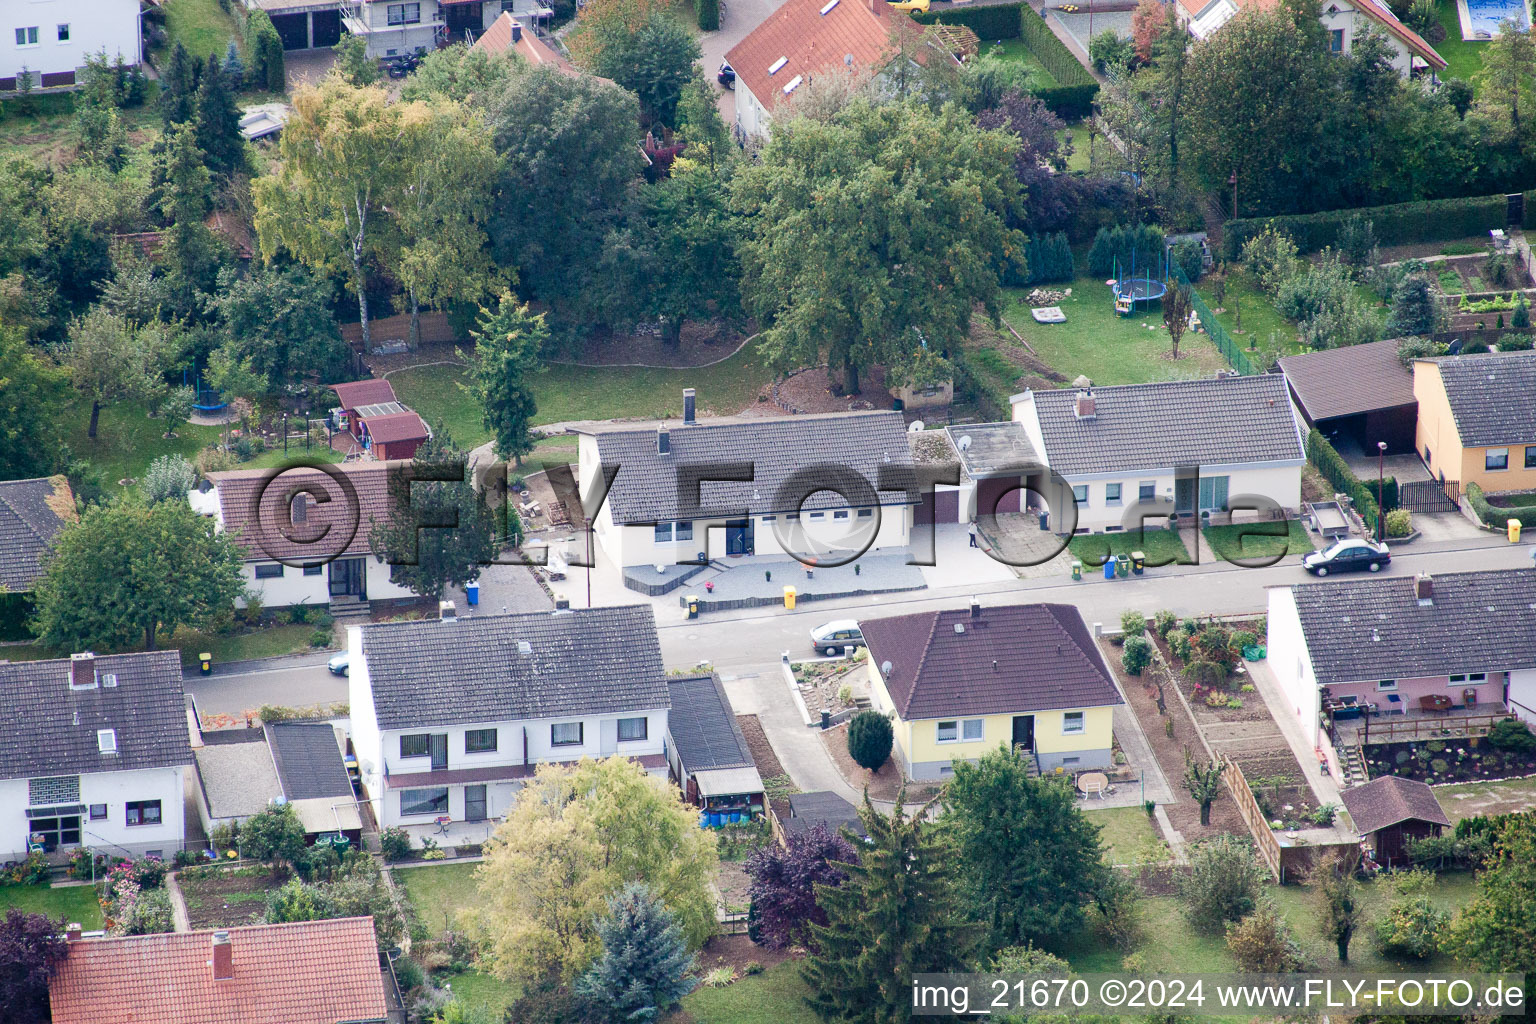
2, 0, 141, 92
49, 918, 389, 1024
347, 603, 671, 834
860, 600, 1125, 779
724, 0, 896, 138
472, 10, 584, 74
329, 379, 432, 461
1010, 374, 1306, 534
1176, 0, 1446, 78
909, 421, 1040, 526
1339, 775, 1450, 868
1267, 569, 1536, 754
1414, 350, 1536, 498
1278, 338, 1418, 454
0, 475, 74, 599
190, 462, 416, 611
193, 721, 362, 841
578, 394, 917, 592
0, 651, 190, 862
665, 672, 765, 820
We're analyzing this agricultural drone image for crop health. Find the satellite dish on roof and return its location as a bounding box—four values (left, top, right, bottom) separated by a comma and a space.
958, 435, 972, 451
908, 420, 924, 433
881, 660, 893, 675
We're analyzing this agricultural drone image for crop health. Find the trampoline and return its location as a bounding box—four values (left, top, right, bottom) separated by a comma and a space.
184, 368, 228, 412
1108, 249, 1168, 316
1111, 278, 1167, 304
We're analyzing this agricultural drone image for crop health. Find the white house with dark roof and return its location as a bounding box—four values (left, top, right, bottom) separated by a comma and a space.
347, 603, 670, 838
1010, 374, 1306, 534
0, 651, 191, 862
1176, 0, 1445, 78
2, 0, 142, 94
577, 394, 917, 591
1267, 569, 1536, 757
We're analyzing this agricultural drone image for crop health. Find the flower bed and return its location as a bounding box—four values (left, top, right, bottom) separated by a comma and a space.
789, 658, 869, 717
1363, 738, 1536, 785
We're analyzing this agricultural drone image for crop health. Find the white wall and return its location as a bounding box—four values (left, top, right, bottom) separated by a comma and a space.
347, 624, 383, 806
0, 765, 185, 861
1508, 668, 1536, 724
239, 556, 415, 608
1, 0, 140, 85
1318, 6, 1416, 76
354, 0, 441, 57
1267, 586, 1321, 747
737, 83, 769, 137
1064, 462, 1304, 532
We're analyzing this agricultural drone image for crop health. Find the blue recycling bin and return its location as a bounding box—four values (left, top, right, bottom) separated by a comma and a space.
699, 812, 710, 828
730, 812, 742, 824
466, 582, 479, 606
1103, 560, 1115, 580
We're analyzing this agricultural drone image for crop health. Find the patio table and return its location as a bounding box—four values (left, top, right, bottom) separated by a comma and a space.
1419, 694, 1453, 713
1076, 772, 1109, 799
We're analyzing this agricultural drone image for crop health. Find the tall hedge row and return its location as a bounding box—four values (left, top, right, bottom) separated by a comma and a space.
244, 10, 286, 93
1466, 483, 1536, 529
914, 2, 1024, 40
1221, 194, 1516, 259
1005, 231, 1074, 285
1306, 429, 1402, 534
1034, 83, 1098, 120
1019, 4, 1096, 86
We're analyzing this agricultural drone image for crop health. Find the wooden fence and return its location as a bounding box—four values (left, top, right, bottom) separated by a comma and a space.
1220, 756, 1282, 881
339, 310, 459, 351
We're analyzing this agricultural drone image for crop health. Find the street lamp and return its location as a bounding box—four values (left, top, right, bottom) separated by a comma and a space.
1377, 441, 1388, 542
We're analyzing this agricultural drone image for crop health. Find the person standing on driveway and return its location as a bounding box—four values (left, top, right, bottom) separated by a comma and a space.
969, 522, 978, 548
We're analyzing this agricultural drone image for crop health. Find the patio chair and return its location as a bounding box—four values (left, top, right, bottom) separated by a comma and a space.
433, 815, 452, 835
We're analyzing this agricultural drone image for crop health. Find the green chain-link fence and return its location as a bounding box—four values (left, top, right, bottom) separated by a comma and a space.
1170, 264, 1255, 375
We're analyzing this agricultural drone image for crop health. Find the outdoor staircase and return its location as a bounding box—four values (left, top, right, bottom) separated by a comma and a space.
328, 595, 372, 624
1339, 741, 1369, 787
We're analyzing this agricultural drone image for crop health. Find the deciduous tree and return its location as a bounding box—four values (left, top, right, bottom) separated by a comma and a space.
0, 910, 68, 1024
208, 264, 349, 393
1177, 834, 1265, 932
1183, 751, 1222, 826
744, 822, 857, 950
1313, 849, 1362, 962
1445, 811, 1536, 972
1163, 282, 1193, 360
60, 306, 168, 439
0, 323, 69, 479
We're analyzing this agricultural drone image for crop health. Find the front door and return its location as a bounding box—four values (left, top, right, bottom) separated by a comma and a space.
726, 519, 754, 556
430, 734, 448, 771
1174, 477, 1197, 516
328, 557, 366, 598
1012, 715, 1035, 753
464, 784, 487, 822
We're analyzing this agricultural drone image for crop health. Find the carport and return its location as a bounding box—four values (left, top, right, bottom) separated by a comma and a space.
1278, 339, 1418, 455
256, 0, 345, 50
944, 421, 1040, 522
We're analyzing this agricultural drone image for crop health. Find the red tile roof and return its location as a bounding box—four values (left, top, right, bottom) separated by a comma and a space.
473, 11, 585, 77
48, 918, 388, 1024
208, 461, 400, 562
331, 379, 399, 410
361, 409, 430, 444
726, 0, 897, 116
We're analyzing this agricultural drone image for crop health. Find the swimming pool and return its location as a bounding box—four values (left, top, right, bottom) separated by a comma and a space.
1459, 0, 1530, 39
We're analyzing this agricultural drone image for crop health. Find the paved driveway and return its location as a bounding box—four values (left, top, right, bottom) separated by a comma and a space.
697, 0, 792, 123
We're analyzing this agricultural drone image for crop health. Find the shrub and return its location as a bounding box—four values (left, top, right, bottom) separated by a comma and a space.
1088, 30, 1134, 73
1222, 194, 1510, 259
1120, 610, 1147, 637
1307, 429, 1382, 535
1171, 239, 1204, 283
1335, 214, 1379, 271
1376, 871, 1449, 959
695, 0, 719, 31
1488, 718, 1536, 753
1226, 904, 1306, 972
1178, 835, 1266, 932
1240, 226, 1302, 298
1514, 293, 1531, 329
1088, 223, 1166, 278
847, 710, 894, 772
1467, 482, 1536, 529
244, 10, 287, 92
8, 853, 50, 886
1499, 333, 1534, 350
143, 454, 197, 504
1388, 274, 1439, 337
1122, 636, 1153, 676
1231, 630, 1257, 652
1385, 508, 1413, 537
1397, 336, 1449, 366
1167, 628, 1192, 662
1153, 609, 1178, 639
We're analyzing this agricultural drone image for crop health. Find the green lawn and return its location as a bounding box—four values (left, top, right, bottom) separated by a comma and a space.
0, 883, 103, 929
1266, 871, 1477, 973
1001, 280, 1230, 387
1203, 520, 1316, 562
389, 344, 772, 447
162, 0, 246, 59
241, 444, 344, 469
1434, 0, 1485, 84
986, 39, 1060, 88
1085, 806, 1170, 866
394, 861, 480, 935
1433, 776, 1536, 822
169, 622, 325, 667
1068, 527, 1190, 568
1060, 123, 1094, 173
0, 89, 162, 165
1200, 275, 1299, 370
1057, 895, 1232, 973
679, 961, 821, 1024
62, 400, 223, 491
442, 970, 518, 1018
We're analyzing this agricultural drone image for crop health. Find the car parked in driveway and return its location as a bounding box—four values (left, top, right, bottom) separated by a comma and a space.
1302, 538, 1391, 576
810, 620, 864, 656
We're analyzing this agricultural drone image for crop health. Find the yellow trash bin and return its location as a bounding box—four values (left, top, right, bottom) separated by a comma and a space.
1510, 519, 1523, 544
783, 585, 797, 610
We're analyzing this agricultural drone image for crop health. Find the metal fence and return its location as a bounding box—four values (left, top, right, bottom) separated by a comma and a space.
1170, 264, 1255, 375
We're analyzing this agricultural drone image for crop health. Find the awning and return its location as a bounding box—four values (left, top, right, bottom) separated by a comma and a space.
695, 766, 765, 798
292, 797, 363, 834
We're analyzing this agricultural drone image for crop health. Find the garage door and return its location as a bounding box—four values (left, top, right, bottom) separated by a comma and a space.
915, 489, 960, 525
977, 477, 1022, 516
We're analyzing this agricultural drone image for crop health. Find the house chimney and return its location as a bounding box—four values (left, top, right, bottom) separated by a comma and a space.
211, 931, 233, 981
657, 426, 671, 455
511, 20, 523, 42
1416, 573, 1433, 605
683, 388, 696, 425
969, 596, 981, 619
1074, 389, 1096, 420
553, 596, 570, 611
70, 652, 97, 690
439, 600, 457, 622
65, 923, 82, 942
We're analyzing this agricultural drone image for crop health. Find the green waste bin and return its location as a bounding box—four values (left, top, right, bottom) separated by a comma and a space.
1071, 559, 1083, 581
1115, 554, 1131, 578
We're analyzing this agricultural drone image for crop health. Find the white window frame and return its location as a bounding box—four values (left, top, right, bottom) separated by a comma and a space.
15, 26, 40, 47
617, 716, 648, 742
551, 721, 584, 747
387, 2, 422, 25
1138, 481, 1156, 502
1105, 483, 1122, 505
1376, 679, 1397, 691
1072, 484, 1088, 504
1062, 711, 1085, 735
935, 720, 959, 743
1449, 672, 1487, 686
961, 719, 984, 741
56, 24, 69, 43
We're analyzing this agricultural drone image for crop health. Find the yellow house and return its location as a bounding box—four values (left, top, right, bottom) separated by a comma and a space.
1414, 352, 1536, 498
858, 600, 1123, 780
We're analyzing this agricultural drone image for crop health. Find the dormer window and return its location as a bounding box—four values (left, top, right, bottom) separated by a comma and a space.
97, 729, 117, 754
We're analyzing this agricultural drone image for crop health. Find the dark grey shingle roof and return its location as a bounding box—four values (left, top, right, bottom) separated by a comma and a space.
785, 791, 867, 839
859, 603, 1124, 720
1031, 375, 1304, 476
266, 722, 352, 801
360, 605, 670, 730
1278, 339, 1417, 422
1290, 569, 1536, 685
0, 476, 73, 592
0, 651, 192, 781
1431, 350, 1536, 447
665, 673, 752, 773
1340, 775, 1449, 835
584, 411, 917, 524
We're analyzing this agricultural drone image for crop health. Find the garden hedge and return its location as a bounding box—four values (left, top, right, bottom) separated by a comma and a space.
1221, 194, 1517, 259
1466, 482, 1536, 529
915, 2, 1024, 40
1019, 4, 1096, 86
1305, 429, 1400, 533
1033, 83, 1099, 119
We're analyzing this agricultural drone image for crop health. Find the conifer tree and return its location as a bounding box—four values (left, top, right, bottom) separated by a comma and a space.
195, 54, 247, 178
576, 884, 697, 1022
803, 792, 977, 1023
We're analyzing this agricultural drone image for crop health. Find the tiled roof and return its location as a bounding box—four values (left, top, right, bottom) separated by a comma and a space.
1429, 350, 1536, 447
0, 475, 74, 591
1351, 0, 1447, 69
860, 602, 1124, 720
267, 722, 352, 801
666, 673, 753, 772
1279, 339, 1416, 422
48, 918, 388, 1024
206, 462, 399, 563
583, 410, 917, 523
473, 11, 586, 78
1341, 775, 1449, 835
361, 410, 430, 444
359, 605, 670, 730
1030, 374, 1304, 476
0, 651, 192, 782
1289, 569, 1536, 685
330, 379, 398, 409
195, 736, 282, 820
725, 0, 896, 117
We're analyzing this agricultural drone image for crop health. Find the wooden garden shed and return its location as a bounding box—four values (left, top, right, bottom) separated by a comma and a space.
1340, 775, 1450, 868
